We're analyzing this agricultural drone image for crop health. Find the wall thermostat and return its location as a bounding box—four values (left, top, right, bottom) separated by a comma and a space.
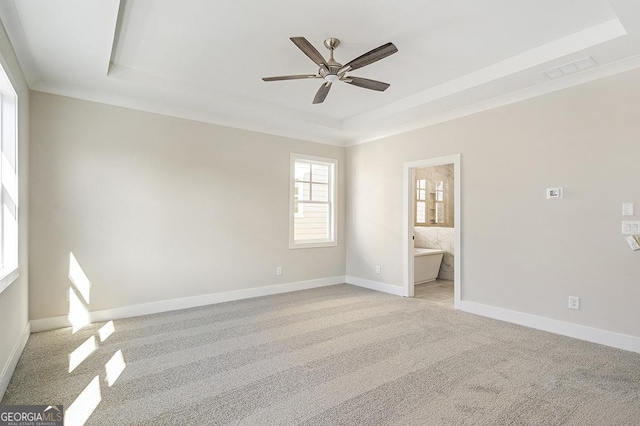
546, 187, 563, 199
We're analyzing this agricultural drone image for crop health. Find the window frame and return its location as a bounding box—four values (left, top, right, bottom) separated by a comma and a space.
289, 153, 337, 249
0, 61, 19, 294
415, 178, 427, 225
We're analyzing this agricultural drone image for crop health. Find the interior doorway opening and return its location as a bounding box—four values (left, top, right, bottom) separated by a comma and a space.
402, 154, 461, 309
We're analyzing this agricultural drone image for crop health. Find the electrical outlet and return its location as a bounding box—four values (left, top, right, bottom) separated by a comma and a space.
568, 296, 580, 310
276, 266, 282, 276
375, 265, 381, 274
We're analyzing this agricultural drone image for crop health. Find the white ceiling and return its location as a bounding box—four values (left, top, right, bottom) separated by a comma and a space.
2, 0, 640, 146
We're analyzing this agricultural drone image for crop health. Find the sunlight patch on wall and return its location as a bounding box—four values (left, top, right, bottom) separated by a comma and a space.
69, 252, 91, 304
65, 376, 102, 426
68, 336, 97, 373
68, 287, 90, 334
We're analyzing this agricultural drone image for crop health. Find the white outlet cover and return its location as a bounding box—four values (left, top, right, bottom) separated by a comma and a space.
622, 203, 634, 216
568, 296, 580, 310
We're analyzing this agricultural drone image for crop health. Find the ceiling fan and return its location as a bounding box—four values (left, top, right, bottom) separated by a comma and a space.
262, 37, 398, 104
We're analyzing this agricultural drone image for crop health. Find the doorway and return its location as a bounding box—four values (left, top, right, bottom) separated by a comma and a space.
402, 154, 461, 309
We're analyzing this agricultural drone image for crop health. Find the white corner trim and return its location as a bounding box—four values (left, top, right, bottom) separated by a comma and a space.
346, 275, 404, 297
30, 276, 346, 332
460, 301, 640, 354
0, 321, 30, 400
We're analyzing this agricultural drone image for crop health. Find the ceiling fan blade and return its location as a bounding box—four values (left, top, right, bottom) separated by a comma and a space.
312, 82, 332, 104
340, 42, 398, 73
262, 75, 319, 81
290, 37, 329, 69
343, 76, 390, 92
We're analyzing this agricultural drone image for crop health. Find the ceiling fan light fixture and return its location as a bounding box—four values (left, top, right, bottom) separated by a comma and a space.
263, 37, 398, 104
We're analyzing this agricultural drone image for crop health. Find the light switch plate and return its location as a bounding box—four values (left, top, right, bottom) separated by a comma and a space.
622, 221, 640, 235
623, 203, 634, 216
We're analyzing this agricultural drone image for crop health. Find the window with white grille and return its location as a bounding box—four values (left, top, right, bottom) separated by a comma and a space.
290, 154, 337, 248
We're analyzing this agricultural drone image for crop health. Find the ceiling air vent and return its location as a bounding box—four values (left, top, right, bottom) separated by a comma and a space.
541, 57, 596, 79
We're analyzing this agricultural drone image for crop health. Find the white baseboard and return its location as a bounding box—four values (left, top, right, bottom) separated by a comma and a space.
31, 315, 69, 332
346, 275, 404, 296
460, 301, 640, 354
0, 321, 30, 400
31, 276, 346, 332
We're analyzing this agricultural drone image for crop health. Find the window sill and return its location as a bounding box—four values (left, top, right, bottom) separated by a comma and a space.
289, 241, 338, 249
0, 267, 19, 294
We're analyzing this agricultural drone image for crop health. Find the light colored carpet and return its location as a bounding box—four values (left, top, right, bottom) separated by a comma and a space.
3, 284, 640, 425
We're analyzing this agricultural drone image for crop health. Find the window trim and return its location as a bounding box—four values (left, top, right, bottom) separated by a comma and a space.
0, 268, 19, 294
0, 60, 18, 294
415, 178, 427, 225
289, 153, 338, 249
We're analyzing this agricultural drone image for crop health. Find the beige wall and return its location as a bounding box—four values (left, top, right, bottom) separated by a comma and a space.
0, 21, 29, 395
29, 92, 345, 319
346, 68, 640, 338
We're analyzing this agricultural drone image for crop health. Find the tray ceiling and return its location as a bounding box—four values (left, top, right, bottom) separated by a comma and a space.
2, 0, 640, 145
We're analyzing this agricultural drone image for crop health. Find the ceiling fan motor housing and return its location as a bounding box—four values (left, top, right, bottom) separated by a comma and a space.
320, 65, 343, 82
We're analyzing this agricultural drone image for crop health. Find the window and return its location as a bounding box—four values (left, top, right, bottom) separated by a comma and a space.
415, 178, 426, 224
415, 177, 448, 226
0, 62, 18, 294
434, 180, 444, 224
290, 153, 337, 248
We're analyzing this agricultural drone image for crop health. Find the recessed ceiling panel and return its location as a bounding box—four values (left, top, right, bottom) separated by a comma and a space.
2, 0, 639, 145
111, 0, 617, 119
